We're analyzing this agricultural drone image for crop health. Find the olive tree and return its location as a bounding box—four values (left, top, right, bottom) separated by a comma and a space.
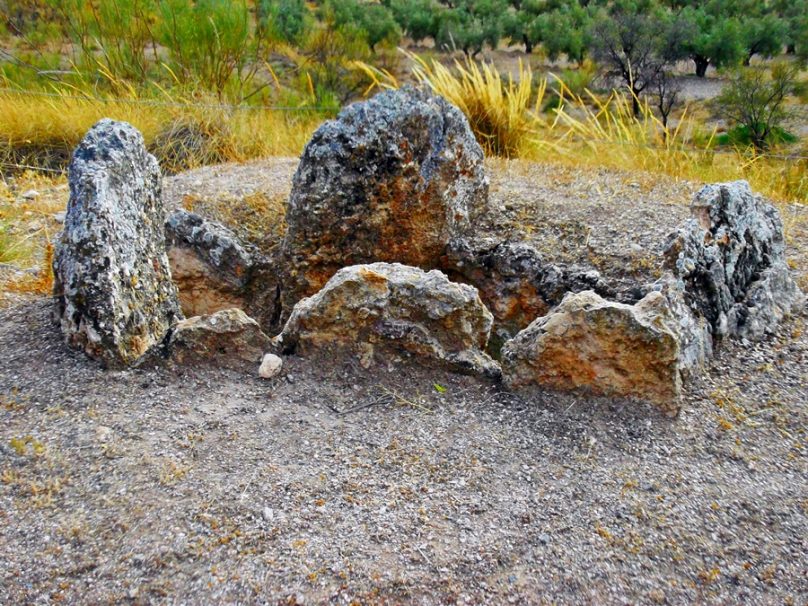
716, 61, 803, 150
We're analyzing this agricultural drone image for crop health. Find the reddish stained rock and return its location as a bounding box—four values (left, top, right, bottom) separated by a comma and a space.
501, 290, 682, 415
280, 86, 488, 319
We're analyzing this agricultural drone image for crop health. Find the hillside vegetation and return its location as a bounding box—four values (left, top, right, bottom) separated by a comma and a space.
1, 0, 807, 296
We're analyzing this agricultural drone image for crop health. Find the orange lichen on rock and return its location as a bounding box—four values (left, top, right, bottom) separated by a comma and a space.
501, 290, 682, 415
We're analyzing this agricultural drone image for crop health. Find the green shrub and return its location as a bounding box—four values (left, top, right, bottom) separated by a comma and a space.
716, 61, 804, 150
157, 0, 255, 95
259, 0, 312, 45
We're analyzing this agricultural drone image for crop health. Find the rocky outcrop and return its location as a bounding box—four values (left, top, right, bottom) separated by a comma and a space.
53, 119, 182, 368
168, 308, 271, 372
664, 181, 803, 340
444, 239, 621, 349
280, 86, 488, 316
165, 209, 255, 316
274, 263, 500, 378
501, 290, 682, 415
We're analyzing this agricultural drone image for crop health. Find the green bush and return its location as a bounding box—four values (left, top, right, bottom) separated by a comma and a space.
435, 0, 507, 58
716, 61, 804, 150
324, 0, 401, 51
157, 0, 254, 95
259, 0, 312, 45
388, 0, 439, 44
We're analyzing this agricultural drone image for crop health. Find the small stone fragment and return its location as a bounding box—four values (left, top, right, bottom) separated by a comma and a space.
53, 119, 182, 368
168, 308, 271, 372
21, 189, 40, 200
275, 262, 500, 378
258, 353, 283, 379
501, 290, 682, 415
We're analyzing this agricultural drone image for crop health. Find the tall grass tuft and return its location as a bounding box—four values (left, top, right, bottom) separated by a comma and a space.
359, 52, 543, 158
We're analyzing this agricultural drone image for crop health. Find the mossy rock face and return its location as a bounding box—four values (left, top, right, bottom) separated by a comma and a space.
280, 86, 489, 321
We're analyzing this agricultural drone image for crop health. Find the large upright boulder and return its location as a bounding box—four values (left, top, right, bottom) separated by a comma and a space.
53, 119, 182, 368
274, 263, 500, 378
280, 86, 488, 316
664, 181, 803, 339
501, 290, 682, 416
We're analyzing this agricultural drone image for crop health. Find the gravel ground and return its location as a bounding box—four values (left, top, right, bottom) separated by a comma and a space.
1, 299, 806, 605
2, 160, 807, 604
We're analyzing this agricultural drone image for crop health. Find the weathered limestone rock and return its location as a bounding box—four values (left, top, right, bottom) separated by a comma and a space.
664, 181, 803, 339
168, 308, 271, 372
445, 238, 619, 348
281, 86, 488, 314
274, 263, 500, 378
165, 209, 284, 332
501, 290, 682, 415
649, 275, 712, 376
165, 209, 254, 316
53, 119, 182, 368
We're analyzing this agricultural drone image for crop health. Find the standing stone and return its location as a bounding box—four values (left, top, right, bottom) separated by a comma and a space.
53, 119, 182, 368
280, 86, 488, 316
274, 263, 500, 378
501, 290, 682, 415
664, 181, 803, 339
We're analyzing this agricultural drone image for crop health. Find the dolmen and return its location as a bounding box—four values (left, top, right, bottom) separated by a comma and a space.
53, 88, 804, 418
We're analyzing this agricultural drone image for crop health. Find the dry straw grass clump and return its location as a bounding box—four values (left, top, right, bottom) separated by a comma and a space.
0, 87, 323, 174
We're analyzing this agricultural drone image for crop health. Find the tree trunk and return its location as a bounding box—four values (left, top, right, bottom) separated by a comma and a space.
631, 91, 641, 117
743, 53, 752, 66
786, 43, 796, 55
694, 56, 709, 78
523, 34, 533, 54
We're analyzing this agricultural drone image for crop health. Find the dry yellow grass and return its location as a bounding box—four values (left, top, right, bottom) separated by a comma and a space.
0, 172, 64, 302
360, 53, 808, 206
0, 88, 322, 174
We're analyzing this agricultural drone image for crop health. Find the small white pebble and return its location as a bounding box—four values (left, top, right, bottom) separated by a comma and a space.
258, 353, 283, 379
